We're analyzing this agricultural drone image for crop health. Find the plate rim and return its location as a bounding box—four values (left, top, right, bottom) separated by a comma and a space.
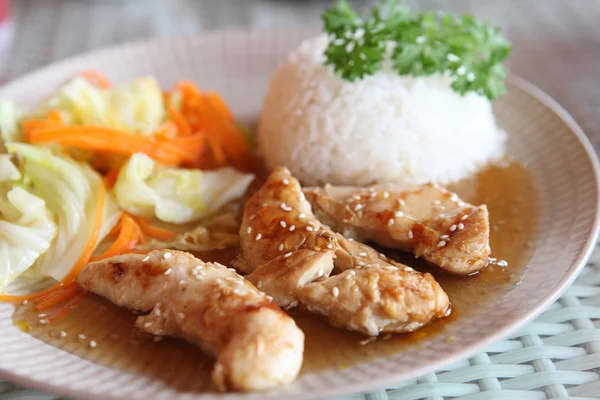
0, 30, 599, 400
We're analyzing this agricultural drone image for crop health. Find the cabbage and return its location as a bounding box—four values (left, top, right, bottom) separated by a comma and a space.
6, 143, 120, 281
0, 187, 58, 291
0, 100, 24, 143
115, 153, 254, 224
137, 213, 240, 253
40, 76, 165, 134
0, 154, 21, 181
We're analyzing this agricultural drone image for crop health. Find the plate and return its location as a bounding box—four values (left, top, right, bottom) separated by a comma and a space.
1, 30, 599, 400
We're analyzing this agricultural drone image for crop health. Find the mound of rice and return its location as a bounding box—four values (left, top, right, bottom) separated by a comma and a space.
258, 35, 506, 186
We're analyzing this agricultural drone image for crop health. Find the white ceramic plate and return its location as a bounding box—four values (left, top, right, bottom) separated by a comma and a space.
0, 30, 599, 400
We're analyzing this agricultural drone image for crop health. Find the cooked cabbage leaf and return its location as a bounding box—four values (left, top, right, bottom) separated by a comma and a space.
0, 100, 24, 143
0, 186, 58, 292
115, 153, 254, 224
6, 143, 121, 281
137, 213, 240, 253
40, 76, 165, 134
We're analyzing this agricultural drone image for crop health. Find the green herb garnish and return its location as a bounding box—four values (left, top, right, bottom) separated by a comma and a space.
322, 0, 511, 100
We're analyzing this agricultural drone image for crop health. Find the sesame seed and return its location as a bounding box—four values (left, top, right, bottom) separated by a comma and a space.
461, 214, 468, 221
59, 331, 67, 338
355, 204, 363, 211
280, 203, 292, 211
257, 280, 263, 288
78, 334, 86, 340
179, 279, 186, 285
416, 35, 426, 44
387, 218, 395, 226
284, 252, 293, 258
142, 255, 150, 262
383, 191, 390, 198
359, 252, 367, 257
154, 308, 162, 316
437, 241, 447, 248
360, 337, 377, 345
89, 340, 97, 348
440, 234, 450, 240
379, 253, 386, 258
164, 268, 172, 275
22, 300, 28, 305
326, 243, 333, 249
348, 238, 354, 241
306, 226, 314, 232
408, 230, 414, 239
433, 200, 441, 205
249, 214, 256, 221
404, 267, 413, 271
332, 287, 339, 297
348, 270, 356, 277
154, 336, 163, 343
255, 233, 262, 241
345, 41, 355, 52
247, 226, 252, 234
457, 65, 467, 75
289, 225, 296, 231
358, 261, 366, 266
38, 313, 47, 318
457, 223, 465, 230
39, 319, 48, 325
163, 252, 172, 260
280, 221, 287, 228
450, 224, 457, 232
143, 322, 153, 328
299, 213, 306, 219
195, 275, 204, 280
497, 260, 509, 267
282, 178, 290, 185
467, 72, 475, 82
398, 199, 406, 206
195, 265, 203, 270
317, 269, 324, 277
394, 211, 404, 218
177, 313, 185, 320
447, 53, 460, 62
191, 269, 198, 275
383, 334, 393, 340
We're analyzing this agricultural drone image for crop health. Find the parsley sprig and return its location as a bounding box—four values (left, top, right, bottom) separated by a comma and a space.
322, 0, 511, 100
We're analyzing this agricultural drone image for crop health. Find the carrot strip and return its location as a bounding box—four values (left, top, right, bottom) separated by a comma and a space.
29, 126, 191, 165
205, 91, 234, 121
47, 293, 85, 323
104, 169, 119, 188
206, 133, 226, 166
91, 214, 142, 261
0, 182, 106, 302
132, 216, 177, 240
80, 70, 112, 89
167, 102, 192, 136
34, 284, 81, 310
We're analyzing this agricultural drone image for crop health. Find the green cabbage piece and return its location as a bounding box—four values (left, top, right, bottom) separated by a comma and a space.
0, 100, 24, 143
40, 76, 165, 134
6, 143, 121, 281
0, 185, 57, 291
115, 153, 254, 224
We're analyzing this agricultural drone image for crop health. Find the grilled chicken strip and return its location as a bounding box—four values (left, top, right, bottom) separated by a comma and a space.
298, 233, 450, 336
77, 250, 304, 392
236, 167, 450, 335
304, 184, 491, 275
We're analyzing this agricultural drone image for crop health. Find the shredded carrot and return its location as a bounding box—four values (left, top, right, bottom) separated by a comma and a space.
0, 182, 106, 303
132, 216, 177, 240
166, 102, 192, 136
28, 126, 193, 165
47, 293, 84, 323
156, 121, 178, 139
80, 70, 112, 89
91, 214, 143, 261
104, 169, 120, 188
205, 133, 226, 166
205, 91, 234, 121
35, 283, 81, 310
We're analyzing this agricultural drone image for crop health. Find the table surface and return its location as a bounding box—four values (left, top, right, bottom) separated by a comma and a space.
2, 1, 600, 399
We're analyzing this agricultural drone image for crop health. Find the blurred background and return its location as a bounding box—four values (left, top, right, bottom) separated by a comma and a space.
0, 0, 599, 146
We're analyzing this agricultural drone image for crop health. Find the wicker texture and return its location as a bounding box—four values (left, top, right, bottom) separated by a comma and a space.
1, 1, 600, 399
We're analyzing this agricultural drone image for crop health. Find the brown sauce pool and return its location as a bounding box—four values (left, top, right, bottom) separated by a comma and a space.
12, 161, 538, 393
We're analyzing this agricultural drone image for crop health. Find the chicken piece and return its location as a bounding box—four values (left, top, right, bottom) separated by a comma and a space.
77, 250, 304, 392
235, 167, 450, 336
297, 233, 450, 336
233, 167, 337, 275
304, 183, 491, 275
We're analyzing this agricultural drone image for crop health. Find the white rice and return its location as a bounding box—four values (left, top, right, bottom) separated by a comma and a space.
258, 35, 506, 186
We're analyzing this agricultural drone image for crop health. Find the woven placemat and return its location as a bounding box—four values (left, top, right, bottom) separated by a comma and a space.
2, 1, 600, 399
